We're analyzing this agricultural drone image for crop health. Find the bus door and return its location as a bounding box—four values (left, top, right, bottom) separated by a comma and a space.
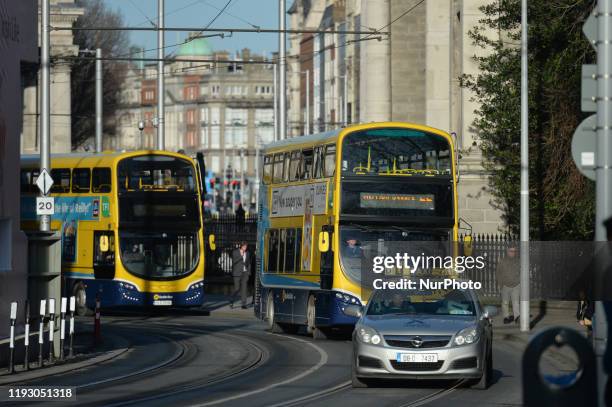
93, 231, 115, 279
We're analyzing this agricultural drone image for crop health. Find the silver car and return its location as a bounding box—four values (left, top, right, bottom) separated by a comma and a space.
346, 287, 497, 389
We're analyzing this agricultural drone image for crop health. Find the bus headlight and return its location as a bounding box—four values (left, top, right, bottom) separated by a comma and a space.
335, 292, 361, 305
188, 281, 204, 290
119, 282, 136, 291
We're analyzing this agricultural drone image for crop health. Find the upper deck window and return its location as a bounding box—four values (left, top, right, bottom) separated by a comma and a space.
117, 155, 196, 192
92, 168, 112, 193
50, 169, 71, 193
341, 128, 452, 176
72, 168, 91, 193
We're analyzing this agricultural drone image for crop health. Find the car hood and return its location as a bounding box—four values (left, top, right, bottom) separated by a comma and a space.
362, 314, 478, 336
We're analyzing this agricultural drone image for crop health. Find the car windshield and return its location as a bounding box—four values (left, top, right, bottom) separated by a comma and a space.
339, 226, 450, 284
366, 288, 476, 316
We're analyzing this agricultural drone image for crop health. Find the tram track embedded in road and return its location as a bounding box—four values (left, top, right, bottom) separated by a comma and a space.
395, 380, 465, 407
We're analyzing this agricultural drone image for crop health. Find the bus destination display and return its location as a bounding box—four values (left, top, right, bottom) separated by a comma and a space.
359, 193, 435, 210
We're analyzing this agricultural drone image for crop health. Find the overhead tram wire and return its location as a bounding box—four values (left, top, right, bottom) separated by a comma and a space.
55, 0, 423, 80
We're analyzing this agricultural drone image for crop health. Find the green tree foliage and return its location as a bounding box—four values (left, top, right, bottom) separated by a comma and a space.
461, 0, 596, 239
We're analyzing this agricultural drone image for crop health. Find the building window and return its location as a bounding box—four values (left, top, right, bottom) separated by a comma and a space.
211, 85, 220, 95
211, 126, 220, 148
211, 156, 220, 173
201, 128, 208, 148
210, 107, 220, 125
200, 107, 208, 124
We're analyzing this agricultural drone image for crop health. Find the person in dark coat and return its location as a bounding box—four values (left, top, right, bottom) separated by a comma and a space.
231, 241, 251, 309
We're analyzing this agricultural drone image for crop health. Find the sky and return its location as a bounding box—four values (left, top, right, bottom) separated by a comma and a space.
103, 0, 290, 59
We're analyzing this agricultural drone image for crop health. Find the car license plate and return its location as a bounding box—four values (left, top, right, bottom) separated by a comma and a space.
396, 353, 438, 363
153, 300, 172, 306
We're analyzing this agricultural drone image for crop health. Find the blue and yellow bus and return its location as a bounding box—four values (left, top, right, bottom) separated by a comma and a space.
21, 151, 206, 314
255, 122, 459, 338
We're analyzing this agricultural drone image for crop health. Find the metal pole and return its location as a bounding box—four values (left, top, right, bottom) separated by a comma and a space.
595, 0, 612, 404
255, 144, 260, 213
279, 0, 287, 140
273, 64, 278, 141
343, 74, 348, 126
40, 0, 51, 232
95, 48, 103, 152
306, 69, 310, 135
48, 298, 55, 364
157, 0, 165, 150
519, 0, 530, 333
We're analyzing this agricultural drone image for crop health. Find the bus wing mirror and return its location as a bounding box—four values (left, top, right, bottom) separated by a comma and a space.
208, 234, 216, 251
463, 235, 473, 257
99, 235, 109, 252
318, 231, 330, 253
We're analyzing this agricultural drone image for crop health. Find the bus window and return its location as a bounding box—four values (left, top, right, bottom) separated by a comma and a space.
285, 228, 296, 273
92, 168, 112, 193
302, 149, 314, 180
272, 153, 284, 183
295, 228, 302, 272
267, 229, 279, 272
313, 147, 324, 179
283, 153, 291, 182
50, 169, 71, 193
324, 145, 336, 177
263, 155, 273, 184
72, 168, 91, 193
21, 169, 39, 193
289, 151, 301, 181
278, 229, 287, 272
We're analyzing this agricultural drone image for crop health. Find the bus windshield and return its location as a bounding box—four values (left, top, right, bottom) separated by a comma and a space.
339, 226, 450, 284
117, 155, 196, 192
341, 128, 452, 176
119, 230, 198, 280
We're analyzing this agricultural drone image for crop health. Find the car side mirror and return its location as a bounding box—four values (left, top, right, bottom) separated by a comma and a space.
344, 304, 363, 318
318, 231, 330, 253
99, 235, 109, 252
482, 305, 498, 319
208, 234, 216, 251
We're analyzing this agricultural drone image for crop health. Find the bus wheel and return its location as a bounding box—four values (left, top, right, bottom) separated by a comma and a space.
306, 295, 328, 340
73, 282, 90, 317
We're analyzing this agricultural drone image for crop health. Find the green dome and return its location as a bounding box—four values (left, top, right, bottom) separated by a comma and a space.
176, 37, 213, 57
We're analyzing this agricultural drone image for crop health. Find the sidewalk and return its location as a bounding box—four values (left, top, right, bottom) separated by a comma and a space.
491, 301, 584, 371
0, 326, 129, 385
201, 294, 257, 319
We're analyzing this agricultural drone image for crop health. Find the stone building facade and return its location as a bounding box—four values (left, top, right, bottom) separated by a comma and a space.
287, 0, 504, 233
114, 36, 275, 212
21, 0, 83, 154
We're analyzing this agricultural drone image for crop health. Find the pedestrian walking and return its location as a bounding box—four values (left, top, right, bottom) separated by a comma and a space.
231, 241, 251, 309
497, 244, 521, 324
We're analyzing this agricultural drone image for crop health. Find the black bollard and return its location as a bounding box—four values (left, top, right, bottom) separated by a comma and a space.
68, 296, 75, 359
59, 297, 67, 361
23, 300, 30, 371
38, 299, 46, 368
8, 302, 17, 374
48, 298, 55, 364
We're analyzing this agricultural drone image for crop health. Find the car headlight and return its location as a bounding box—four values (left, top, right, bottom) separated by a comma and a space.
454, 326, 479, 346
356, 325, 382, 345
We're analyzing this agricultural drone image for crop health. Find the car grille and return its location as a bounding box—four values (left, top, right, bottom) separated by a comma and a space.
384, 335, 451, 349
358, 355, 383, 368
390, 360, 444, 371
451, 356, 477, 369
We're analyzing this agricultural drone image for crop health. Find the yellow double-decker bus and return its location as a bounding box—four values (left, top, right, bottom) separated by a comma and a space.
21, 151, 206, 314
255, 122, 459, 338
